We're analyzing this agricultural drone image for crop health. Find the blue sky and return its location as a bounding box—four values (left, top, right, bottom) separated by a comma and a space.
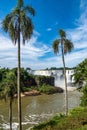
0, 0, 87, 69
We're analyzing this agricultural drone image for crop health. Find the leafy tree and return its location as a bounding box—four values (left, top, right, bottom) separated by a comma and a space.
0, 71, 17, 130
0, 68, 9, 82
74, 59, 87, 107
74, 59, 87, 86
80, 84, 87, 107
52, 29, 74, 115
2, 0, 35, 129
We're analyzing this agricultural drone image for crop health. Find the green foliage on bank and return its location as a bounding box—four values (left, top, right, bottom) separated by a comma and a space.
31, 107, 87, 130
74, 59, 87, 107
38, 84, 63, 94
0, 67, 60, 96
74, 58, 87, 87
80, 84, 87, 107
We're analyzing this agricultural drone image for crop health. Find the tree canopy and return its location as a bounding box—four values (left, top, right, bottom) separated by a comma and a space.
74, 58, 87, 86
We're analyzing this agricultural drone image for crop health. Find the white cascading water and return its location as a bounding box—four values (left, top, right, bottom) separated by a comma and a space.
55, 74, 65, 87
54, 70, 76, 90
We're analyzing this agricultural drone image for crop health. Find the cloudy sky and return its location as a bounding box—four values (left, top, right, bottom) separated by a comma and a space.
0, 0, 87, 69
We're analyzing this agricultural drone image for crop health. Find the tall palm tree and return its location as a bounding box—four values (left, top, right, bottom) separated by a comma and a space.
52, 29, 74, 115
2, 0, 35, 129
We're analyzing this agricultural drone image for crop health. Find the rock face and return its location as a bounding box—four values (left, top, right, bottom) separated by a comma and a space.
29, 69, 75, 88
35, 76, 54, 86
21, 75, 54, 88
22, 77, 37, 87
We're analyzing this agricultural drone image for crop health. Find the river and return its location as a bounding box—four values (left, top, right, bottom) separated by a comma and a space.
0, 91, 82, 130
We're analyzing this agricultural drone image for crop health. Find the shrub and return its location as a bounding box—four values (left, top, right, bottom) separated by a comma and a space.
80, 84, 87, 107
38, 84, 63, 94
69, 107, 86, 116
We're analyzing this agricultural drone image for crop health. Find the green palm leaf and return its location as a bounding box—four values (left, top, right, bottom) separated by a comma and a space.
64, 39, 74, 54
52, 39, 59, 54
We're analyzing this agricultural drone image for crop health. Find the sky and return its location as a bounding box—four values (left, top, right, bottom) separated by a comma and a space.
0, 0, 87, 70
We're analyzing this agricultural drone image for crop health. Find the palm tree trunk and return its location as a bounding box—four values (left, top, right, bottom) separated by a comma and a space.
9, 98, 12, 130
61, 43, 68, 115
18, 20, 22, 130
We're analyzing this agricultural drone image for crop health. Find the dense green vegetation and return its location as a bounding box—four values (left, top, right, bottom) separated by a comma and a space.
38, 84, 63, 94
46, 67, 75, 70
74, 59, 87, 107
31, 107, 87, 130
74, 58, 87, 86
0, 67, 62, 95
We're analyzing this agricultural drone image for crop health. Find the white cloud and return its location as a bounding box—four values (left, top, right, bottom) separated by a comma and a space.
46, 22, 58, 32
80, 0, 87, 10
0, 31, 51, 68
46, 28, 52, 31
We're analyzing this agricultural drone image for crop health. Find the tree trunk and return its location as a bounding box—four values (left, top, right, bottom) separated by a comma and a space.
9, 98, 12, 130
18, 20, 22, 130
61, 43, 68, 115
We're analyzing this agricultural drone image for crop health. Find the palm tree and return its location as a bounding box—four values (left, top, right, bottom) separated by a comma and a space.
2, 0, 35, 129
0, 71, 17, 130
52, 29, 74, 115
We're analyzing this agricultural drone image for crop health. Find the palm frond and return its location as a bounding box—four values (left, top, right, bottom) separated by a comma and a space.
8, 21, 17, 44
2, 14, 11, 32
64, 39, 74, 54
20, 13, 34, 44
59, 29, 66, 38
2, 1, 35, 45
12, 7, 20, 16
17, 0, 24, 8
52, 39, 59, 54
24, 6, 35, 16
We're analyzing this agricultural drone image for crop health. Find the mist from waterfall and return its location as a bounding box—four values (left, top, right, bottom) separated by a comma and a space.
54, 73, 65, 88
54, 70, 76, 90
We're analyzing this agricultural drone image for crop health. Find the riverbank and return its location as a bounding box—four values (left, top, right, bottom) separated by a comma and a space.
61, 86, 79, 91
14, 86, 64, 97
14, 90, 41, 97
23, 90, 40, 96
31, 107, 87, 130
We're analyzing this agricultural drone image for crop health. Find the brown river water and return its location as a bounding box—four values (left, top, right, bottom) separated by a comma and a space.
0, 91, 82, 130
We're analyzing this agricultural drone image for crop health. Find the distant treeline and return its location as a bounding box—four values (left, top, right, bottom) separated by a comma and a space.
26, 67, 75, 71
45, 67, 75, 70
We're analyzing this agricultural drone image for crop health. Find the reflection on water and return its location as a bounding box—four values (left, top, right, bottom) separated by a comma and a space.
0, 91, 81, 130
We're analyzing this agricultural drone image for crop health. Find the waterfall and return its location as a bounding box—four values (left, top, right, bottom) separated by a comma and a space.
29, 69, 76, 90
54, 70, 75, 89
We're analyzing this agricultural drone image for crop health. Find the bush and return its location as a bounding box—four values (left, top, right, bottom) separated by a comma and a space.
69, 107, 86, 116
38, 84, 63, 94
80, 84, 87, 106
31, 114, 65, 130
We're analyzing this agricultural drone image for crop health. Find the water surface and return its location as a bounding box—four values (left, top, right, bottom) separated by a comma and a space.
0, 91, 81, 130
